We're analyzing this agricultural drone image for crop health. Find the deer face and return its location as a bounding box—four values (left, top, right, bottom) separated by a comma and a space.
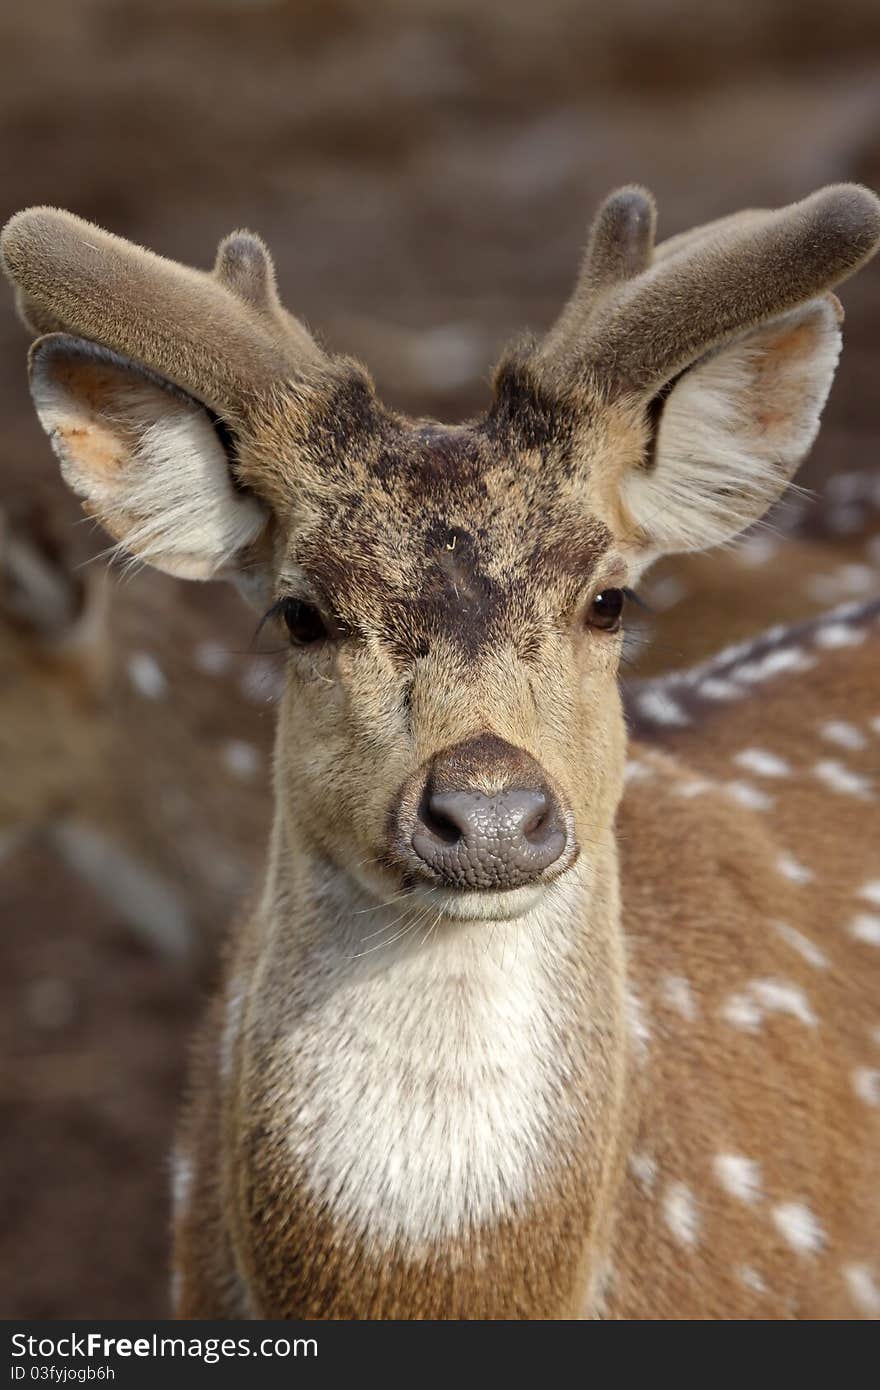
252, 383, 636, 918
5, 185, 878, 917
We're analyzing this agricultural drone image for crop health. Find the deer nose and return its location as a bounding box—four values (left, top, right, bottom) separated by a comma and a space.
411, 783, 567, 890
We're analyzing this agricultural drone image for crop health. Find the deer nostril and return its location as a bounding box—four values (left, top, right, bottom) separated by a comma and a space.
418, 786, 463, 846
521, 792, 549, 844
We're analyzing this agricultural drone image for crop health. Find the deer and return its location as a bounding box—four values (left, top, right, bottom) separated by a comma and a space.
0, 501, 229, 958
3, 182, 880, 1320
0, 494, 280, 957
0, 502, 109, 849
628, 470, 880, 677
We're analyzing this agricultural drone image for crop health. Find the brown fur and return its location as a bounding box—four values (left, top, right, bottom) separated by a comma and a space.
613, 607, 880, 1316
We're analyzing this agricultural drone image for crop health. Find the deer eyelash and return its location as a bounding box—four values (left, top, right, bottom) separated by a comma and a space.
622, 586, 650, 611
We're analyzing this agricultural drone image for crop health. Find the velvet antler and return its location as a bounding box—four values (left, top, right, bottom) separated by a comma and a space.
0, 209, 325, 419
533, 183, 880, 399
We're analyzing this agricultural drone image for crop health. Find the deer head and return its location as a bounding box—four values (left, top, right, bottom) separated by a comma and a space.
4, 185, 879, 924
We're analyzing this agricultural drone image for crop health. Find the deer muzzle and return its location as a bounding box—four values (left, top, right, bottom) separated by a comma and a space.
394, 734, 573, 892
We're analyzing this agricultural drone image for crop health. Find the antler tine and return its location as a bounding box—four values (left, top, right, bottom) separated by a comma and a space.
535, 183, 880, 399
214, 229, 325, 364
539, 188, 655, 371
549, 186, 656, 334
1, 208, 326, 419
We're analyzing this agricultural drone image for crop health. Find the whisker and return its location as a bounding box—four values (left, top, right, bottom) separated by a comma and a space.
348, 905, 433, 959
419, 909, 444, 949
354, 886, 420, 918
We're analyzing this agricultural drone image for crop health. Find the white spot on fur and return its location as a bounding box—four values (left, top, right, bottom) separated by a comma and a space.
629, 1151, 658, 1191
843, 1264, 880, 1315
813, 759, 873, 800
852, 1067, 880, 1106
735, 646, 815, 685
587, 1255, 617, 1317
737, 1264, 767, 1293
807, 566, 876, 603
170, 1147, 193, 1218
772, 1201, 825, 1254
722, 990, 763, 1031
827, 599, 876, 623
624, 759, 652, 784
637, 689, 689, 728
194, 640, 233, 676
223, 740, 260, 780
820, 720, 867, 751
737, 534, 779, 567
772, 921, 827, 970
722, 979, 816, 1031
128, 651, 167, 699
776, 852, 814, 886
698, 677, 742, 700
660, 974, 697, 1021
751, 979, 817, 1026
814, 622, 865, 649
625, 986, 651, 1059
714, 1153, 762, 1204
663, 1182, 701, 1248
674, 777, 712, 798
826, 469, 879, 503
733, 748, 790, 778
836, 563, 875, 593
707, 638, 751, 666
858, 881, 880, 908
725, 780, 774, 811
645, 574, 689, 611
850, 914, 880, 946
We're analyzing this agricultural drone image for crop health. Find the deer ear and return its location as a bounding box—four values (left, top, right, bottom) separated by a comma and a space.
619, 295, 842, 555
28, 333, 270, 582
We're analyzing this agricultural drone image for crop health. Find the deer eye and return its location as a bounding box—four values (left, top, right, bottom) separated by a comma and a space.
279, 598, 328, 646
588, 588, 625, 633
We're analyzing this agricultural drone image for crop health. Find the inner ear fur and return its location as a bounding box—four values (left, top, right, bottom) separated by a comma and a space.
617, 294, 843, 556
29, 333, 270, 581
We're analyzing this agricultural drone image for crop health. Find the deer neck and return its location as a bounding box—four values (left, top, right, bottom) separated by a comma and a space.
232, 818, 632, 1318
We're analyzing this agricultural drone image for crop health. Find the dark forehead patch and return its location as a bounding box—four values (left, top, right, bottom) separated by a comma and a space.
486, 346, 587, 468
289, 417, 613, 661
527, 520, 615, 582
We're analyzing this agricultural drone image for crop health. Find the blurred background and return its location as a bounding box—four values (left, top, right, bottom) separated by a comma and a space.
2, 0, 880, 1317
